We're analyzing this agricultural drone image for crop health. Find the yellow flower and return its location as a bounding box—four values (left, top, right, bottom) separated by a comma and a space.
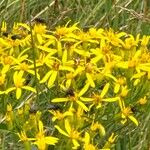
120, 86, 129, 98
90, 121, 105, 137
104, 29, 126, 47
90, 83, 120, 109
1, 55, 14, 71
18, 121, 58, 150
121, 106, 138, 126
55, 119, 81, 149
33, 24, 47, 44
49, 109, 73, 122
88, 28, 104, 39
13, 61, 40, 80
106, 74, 126, 93
5, 71, 36, 99
52, 83, 93, 111
54, 22, 79, 38
137, 96, 147, 105
122, 34, 140, 49
34, 120, 59, 150
74, 60, 98, 88
40, 50, 74, 88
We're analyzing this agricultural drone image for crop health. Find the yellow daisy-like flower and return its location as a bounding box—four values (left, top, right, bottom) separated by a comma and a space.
34, 120, 59, 150
52, 83, 93, 111
5, 71, 36, 99
55, 119, 81, 149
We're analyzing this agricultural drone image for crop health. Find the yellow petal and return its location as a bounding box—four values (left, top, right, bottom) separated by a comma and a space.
38, 120, 44, 133
114, 84, 120, 94
101, 83, 110, 98
133, 79, 140, 86
139, 65, 150, 72
65, 119, 71, 134
34, 138, 46, 150
117, 32, 127, 38
57, 40, 62, 57
96, 104, 102, 109
76, 100, 88, 112
62, 49, 67, 64
131, 72, 146, 80
99, 124, 106, 137
78, 83, 90, 97
22, 86, 36, 93
84, 132, 90, 144
72, 139, 80, 149
86, 73, 95, 88
16, 88, 22, 99
91, 55, 103, 64
59, 66, 74, 72
0, 91, 5, 95
45, 136, 58, 145
74, 66, 84, 77
105, 74, 117, 81
5, 87, 16, 94
66, 79, 72, 88
74, 49, 90, 57
55, 125, 69, 137
116, 61, 128, 69
40, 71, 52, 83
128, 115, 138, 126
52, 98, 69, 103
37, 34, 43, 44
133, 50, 141, 59
37, 46, 57, 53
80, 97, 94, 102
102, 97, 119, 102
18, 23, 30, 31
48, 71, 57, 87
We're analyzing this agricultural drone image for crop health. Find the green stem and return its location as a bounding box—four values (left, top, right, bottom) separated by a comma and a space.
29, 15, 39, 103
1, 133, 5, 150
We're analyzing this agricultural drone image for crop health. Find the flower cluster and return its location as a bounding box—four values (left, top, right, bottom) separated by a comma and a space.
0, 21, 149, 149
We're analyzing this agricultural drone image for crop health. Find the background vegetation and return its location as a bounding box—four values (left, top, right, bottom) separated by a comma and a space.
0, 0, 150, 150
0, 0, 150, 34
